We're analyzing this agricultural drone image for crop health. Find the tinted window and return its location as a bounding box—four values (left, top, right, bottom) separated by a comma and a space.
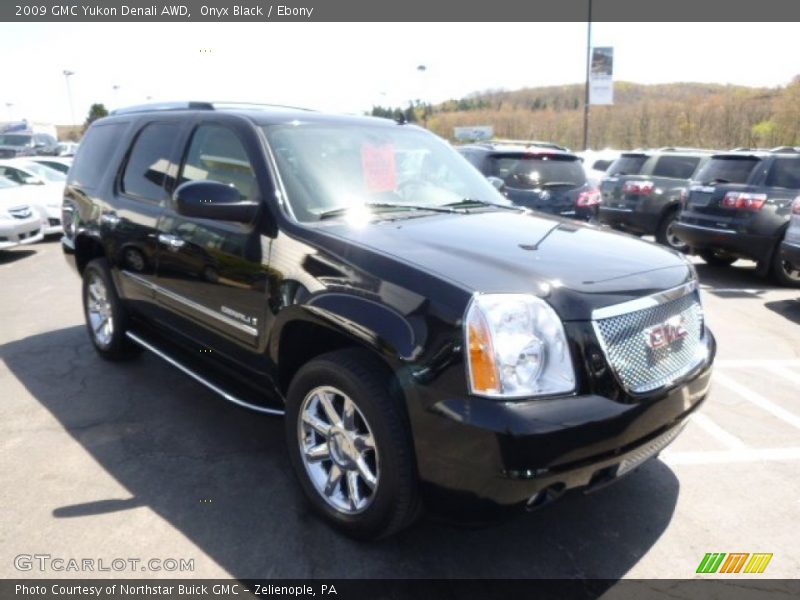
490, 154, 586, 189
651, 155, 702, 179
765, 158, 800, 189
694, 157, 760, 185
70, 123, 126, 188
122, 122, 180, 200
607, 154, 648, 176
0, 134, 32, 147
592, 159, 612, 171
180, 125, 258, 201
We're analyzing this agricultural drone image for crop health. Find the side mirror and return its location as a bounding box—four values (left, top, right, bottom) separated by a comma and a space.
173, 180, 259, 223
487, 176, 505, 191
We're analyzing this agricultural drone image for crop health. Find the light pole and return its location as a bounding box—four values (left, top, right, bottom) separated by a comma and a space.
5, 103, 12, 120
582, 0, 593, 151
416, 64, 428, 127
63, 70, 76, 126
112, 84, 120, 106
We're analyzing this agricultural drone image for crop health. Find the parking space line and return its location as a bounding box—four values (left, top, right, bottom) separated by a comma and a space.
766, 365, 800, 388
715, 359, 800, 368
690, 413, 747, 449
713, 372, 800, 430
662, 447, 800, 465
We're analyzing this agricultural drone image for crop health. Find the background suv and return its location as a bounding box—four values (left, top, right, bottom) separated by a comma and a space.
674, 149, 800, 287
458, 141, 601, 220
598, 148, 712, 251
780, 196, 800, 274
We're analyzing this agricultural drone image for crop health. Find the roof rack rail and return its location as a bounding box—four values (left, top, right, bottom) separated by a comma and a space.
110, 101, 214, 115
656, 147, 713, 153
769, 146, 800, 153
110, 100, 316, 116
483, 139, 570, 152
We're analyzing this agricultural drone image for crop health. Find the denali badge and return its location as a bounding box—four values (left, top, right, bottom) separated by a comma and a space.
644, 316, 688, 351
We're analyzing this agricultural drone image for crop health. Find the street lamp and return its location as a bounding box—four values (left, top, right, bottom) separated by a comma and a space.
416, 64, 428, 127
5, 103, 13, 120
63, 70, 76, 126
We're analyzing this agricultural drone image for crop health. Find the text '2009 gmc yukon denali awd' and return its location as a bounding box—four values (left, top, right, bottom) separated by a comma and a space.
62, 102, 715, 539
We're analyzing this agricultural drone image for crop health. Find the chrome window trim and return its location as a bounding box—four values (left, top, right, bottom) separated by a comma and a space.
591, 280, 697, 321
120, 270, 258, 338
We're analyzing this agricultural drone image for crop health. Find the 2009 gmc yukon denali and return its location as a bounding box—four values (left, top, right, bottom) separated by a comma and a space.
62, 102, 715, 539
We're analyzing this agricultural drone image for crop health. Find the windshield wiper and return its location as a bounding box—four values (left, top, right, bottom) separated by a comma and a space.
443, 198, 523, 211
318, 202, 458, 220
702, 178, 731, 185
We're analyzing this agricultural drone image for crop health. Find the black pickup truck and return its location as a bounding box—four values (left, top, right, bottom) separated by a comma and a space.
62, 102, 715, 539
598, 149, 712, 251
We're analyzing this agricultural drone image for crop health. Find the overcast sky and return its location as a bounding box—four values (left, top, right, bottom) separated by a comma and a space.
1, 22, 799, 124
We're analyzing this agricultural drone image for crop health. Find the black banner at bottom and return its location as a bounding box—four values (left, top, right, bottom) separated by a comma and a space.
3, 579, 800, 600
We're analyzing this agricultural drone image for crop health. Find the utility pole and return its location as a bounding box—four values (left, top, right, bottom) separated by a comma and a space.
63, 70, 76, 126
582, 0, 592, 151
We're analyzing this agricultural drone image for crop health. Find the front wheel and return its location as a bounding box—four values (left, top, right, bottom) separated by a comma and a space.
82, 258, 142, 360
699, 249, 737, 267
656, 212, 688, 252
285, 349, 420, 540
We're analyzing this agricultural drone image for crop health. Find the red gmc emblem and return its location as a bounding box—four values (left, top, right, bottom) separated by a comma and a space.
645, 316, 688, 351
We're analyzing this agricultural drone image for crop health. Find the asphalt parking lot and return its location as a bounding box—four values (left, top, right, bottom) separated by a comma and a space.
1, 239, 799, 580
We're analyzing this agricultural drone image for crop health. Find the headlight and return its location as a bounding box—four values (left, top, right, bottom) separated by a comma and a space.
464, 293, 575, 398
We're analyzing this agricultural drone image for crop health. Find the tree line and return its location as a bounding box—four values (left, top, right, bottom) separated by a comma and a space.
375, 79, 800, 150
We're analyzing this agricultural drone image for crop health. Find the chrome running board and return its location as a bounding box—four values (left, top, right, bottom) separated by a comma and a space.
125, 331, 285, 416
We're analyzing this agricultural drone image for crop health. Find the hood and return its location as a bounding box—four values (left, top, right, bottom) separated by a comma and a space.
321, 210, 694, 321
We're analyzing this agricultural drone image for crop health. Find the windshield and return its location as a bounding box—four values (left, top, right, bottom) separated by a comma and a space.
263, 123, 510, 222
694, 157, 760, 185
0, 177, 18, 189
0, 134, 33, 147
17, 161, 67, 183
490, 154, 586, 189
607, 154, 648, 176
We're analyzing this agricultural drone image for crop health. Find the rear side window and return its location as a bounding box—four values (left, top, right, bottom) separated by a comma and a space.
694, 157, 760, 185
607, 155, 647, 176
490, 154, 586, 189
765, 158, 800, 189
121, 122, 181, 201
68, 123, 126, 188
651, 155, 701, 179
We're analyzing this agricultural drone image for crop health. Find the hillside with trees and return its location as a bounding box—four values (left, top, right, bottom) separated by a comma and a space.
375, 79, 800, 149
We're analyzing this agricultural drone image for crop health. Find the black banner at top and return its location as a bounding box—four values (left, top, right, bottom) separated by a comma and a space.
3, 0, 800, 22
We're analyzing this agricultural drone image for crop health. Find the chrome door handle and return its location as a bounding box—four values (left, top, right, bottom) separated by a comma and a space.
158, 233, 186, 250
99, 213, 121, 227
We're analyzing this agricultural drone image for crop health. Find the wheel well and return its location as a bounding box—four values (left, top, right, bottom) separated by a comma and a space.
75, 235, 106, 274
277, 321, 394, 396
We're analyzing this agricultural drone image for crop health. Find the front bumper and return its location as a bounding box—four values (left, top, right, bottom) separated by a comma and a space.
410, 332, 715, 518
0, 220, 44, 249
780, 240, 800, 269
673, 222, 775, 263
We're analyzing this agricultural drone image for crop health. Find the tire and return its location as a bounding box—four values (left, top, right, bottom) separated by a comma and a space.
285, 348, 420, 540
656, 211, 688, 252
82, 258, 142, 360
770, 241, 800, 288
699, 249, 737, 267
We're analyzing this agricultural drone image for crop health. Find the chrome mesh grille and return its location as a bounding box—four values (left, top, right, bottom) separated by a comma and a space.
594, 291, 704, 393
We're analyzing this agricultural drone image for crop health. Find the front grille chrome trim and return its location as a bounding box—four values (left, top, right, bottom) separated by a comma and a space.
592, 280, 697, 321
591, 280, 707, 395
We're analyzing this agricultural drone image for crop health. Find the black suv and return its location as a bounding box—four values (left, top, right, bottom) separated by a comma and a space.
62, 102, 715, 539
597, 149, 712, 251
673, 149, 800, 287
458, 141, 601, 220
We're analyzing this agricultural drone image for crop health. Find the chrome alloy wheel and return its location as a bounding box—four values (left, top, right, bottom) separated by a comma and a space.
86, 273, 114, 348
780, 258, 800, 283
665, 220, 687, 250
298, 386, 379, 514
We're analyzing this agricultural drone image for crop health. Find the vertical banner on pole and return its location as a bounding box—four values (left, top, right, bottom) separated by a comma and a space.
590, 47, 614, 105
